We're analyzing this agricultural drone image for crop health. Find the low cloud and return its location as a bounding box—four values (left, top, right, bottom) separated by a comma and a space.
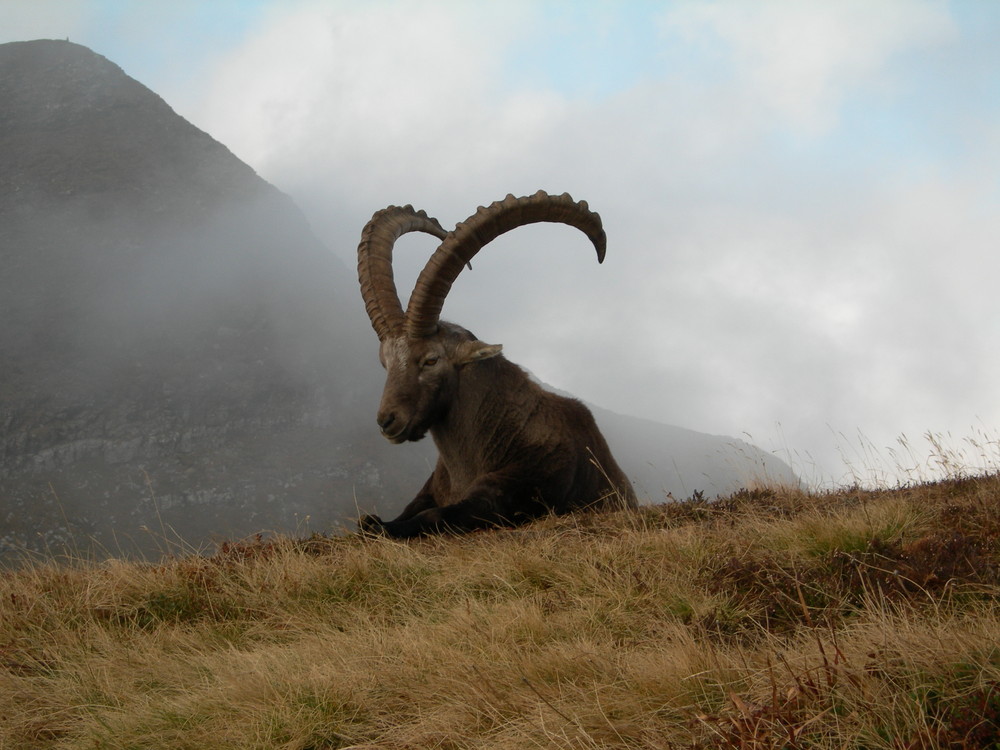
178, 1, 1000, 483
6, 0, 999, 485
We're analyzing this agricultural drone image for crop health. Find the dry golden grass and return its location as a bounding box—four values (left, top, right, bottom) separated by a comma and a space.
3, 474, 1000, 748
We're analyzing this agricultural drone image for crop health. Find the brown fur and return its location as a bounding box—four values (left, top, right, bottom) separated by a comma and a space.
361, 322, 637, 538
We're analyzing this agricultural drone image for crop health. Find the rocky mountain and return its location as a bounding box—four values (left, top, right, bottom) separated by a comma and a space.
0, 40, 796, 560
0, 39, 431, 557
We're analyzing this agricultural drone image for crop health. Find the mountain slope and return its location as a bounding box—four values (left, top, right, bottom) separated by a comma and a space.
3, 474, 998, 746
0, 39, 431, 555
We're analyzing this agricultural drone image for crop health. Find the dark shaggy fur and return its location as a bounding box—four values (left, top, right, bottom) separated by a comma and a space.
360, 322, 637, 538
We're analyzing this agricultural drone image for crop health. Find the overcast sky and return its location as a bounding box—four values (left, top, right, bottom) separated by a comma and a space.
5, 0, 1000, 487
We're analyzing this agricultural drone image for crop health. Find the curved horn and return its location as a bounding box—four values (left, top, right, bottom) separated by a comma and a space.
405, 190, 606, 339
357, 205, 448, 341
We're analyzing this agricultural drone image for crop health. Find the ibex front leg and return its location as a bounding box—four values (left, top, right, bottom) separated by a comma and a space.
359, 474, 437, 535
373, 473, 535, 539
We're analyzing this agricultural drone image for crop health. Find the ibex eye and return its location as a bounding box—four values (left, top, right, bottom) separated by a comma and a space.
422, 357, 438, 368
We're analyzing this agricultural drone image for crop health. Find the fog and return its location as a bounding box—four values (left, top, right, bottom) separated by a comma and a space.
6, 1, 1000, 487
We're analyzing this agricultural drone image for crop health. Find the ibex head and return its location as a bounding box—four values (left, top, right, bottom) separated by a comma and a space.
374, 321, 501, 443
357, 190, 607, 444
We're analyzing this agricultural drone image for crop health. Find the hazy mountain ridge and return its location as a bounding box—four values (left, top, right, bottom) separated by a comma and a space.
0, 39, 795, 558
0, 39, 419, 555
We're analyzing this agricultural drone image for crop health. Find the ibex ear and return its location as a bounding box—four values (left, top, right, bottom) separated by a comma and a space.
454, 340, 503, 367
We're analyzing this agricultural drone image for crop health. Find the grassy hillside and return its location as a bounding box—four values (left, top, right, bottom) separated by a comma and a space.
3, 474, 1000, 748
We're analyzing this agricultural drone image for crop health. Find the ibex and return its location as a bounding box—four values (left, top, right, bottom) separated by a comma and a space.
356, 190, 637, 538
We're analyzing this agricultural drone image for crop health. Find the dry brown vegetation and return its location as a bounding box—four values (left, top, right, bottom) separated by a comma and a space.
3, 473, 1000, 748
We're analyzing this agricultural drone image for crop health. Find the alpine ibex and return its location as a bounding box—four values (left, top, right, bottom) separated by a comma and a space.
356, 190, 637, 538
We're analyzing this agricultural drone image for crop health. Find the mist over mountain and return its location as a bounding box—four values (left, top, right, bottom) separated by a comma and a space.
0, 40, 795, 559
0, 39, 428, 556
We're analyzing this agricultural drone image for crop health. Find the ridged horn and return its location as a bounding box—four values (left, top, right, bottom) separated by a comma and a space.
357, 205, 448, 341
405, 190, 606, 339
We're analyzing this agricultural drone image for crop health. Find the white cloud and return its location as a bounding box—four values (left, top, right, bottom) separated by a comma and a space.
188, 1, 551, 206
660, 0, 956, 135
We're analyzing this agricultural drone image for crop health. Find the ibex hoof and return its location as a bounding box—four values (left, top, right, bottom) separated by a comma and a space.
358, 514, 387, 536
